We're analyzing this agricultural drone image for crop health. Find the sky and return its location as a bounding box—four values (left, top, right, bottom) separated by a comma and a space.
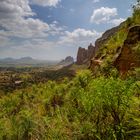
0, 0, 136, 60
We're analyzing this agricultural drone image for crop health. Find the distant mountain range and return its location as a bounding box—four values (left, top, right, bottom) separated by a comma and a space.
1, 57, 33, 62
0, 57, 59, 67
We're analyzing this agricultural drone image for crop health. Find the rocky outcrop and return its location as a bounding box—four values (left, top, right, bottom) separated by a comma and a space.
76, 47, 88, 65
114, 25, 140, 74
95, 25, 121, 54
76, 25, 121, 66
76, 43, 95, 65
59, 56, 74, 66
89, 24, 122, 70
88, 43, 96, 60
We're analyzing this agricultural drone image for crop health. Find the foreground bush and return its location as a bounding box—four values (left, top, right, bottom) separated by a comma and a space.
0, 70, 140, 140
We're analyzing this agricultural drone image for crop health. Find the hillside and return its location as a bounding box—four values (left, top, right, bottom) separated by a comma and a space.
0, 70, 140, 139
89, 5, 140, 77
0, 1, 140, 140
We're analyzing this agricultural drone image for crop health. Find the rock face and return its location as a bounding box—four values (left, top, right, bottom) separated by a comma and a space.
89, 25, 121, 70
90, 58, 103, 72
76, 43, 95, 65
76, 47, 87, 65
88, 43, 96, 60
114, 26, 140, 74
95, 25, 120, 54
59, 56, 74, 66
76, 26, 120, 66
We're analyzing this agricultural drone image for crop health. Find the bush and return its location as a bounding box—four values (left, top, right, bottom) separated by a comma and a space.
0, 70, 139, 140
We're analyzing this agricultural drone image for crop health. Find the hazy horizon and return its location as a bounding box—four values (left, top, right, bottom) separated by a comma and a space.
0, 56, 65, 61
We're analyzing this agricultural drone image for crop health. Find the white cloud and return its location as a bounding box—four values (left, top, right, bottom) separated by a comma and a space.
0, 0, 34, 19
0, 18, 49, 38
0, 28, 101, 60
0, 0, 66, 60
0, 0, 49, 38
30, 0, 61, 7
0, 0, 64, 39
52, 20, 59, 24
90, 7, 125, 26
108, 18, 125, 26
90, 7, 117, 24
58, 28, 101, 46
0, 0, 101, 60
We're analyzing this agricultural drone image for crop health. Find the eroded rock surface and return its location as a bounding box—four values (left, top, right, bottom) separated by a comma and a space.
114, 25, 140, 74
95, 25, 120, 53
76, 43, 95, 65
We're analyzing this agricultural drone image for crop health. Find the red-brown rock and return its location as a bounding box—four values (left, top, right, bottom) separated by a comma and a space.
76, 43, 95, 65
114, 25, 140, 75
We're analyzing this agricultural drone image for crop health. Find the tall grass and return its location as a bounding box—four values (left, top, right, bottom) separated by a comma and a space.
0, 70, 140, 140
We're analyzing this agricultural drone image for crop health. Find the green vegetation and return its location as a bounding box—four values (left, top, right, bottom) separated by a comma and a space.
0, 70, 140, 140
132, 0, 140, 25
0, 66, 76, 94
0, 1, 140, 140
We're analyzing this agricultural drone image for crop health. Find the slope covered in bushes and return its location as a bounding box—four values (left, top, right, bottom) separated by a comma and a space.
0, 70, 140, 140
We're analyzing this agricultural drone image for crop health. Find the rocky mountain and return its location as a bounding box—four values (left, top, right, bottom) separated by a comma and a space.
59, 56, 74, 66
76, 25, 121, 66
0, 57, 58, 67
89, 21, 140, 77
18, 57, 33, 62
0, 57, 34, 62
1, 57, 15, 62
76, 8, 140, 77
76, 43, 95, 65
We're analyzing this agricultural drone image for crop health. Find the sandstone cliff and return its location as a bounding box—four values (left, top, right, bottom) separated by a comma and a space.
90, 24, 140, 76
76, 43, 95, 65
95, 25, 121, 54
89, 25, 121, 71
114, 25, 140, 74
76, 25, 121, 66
76, 14, 140, 77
